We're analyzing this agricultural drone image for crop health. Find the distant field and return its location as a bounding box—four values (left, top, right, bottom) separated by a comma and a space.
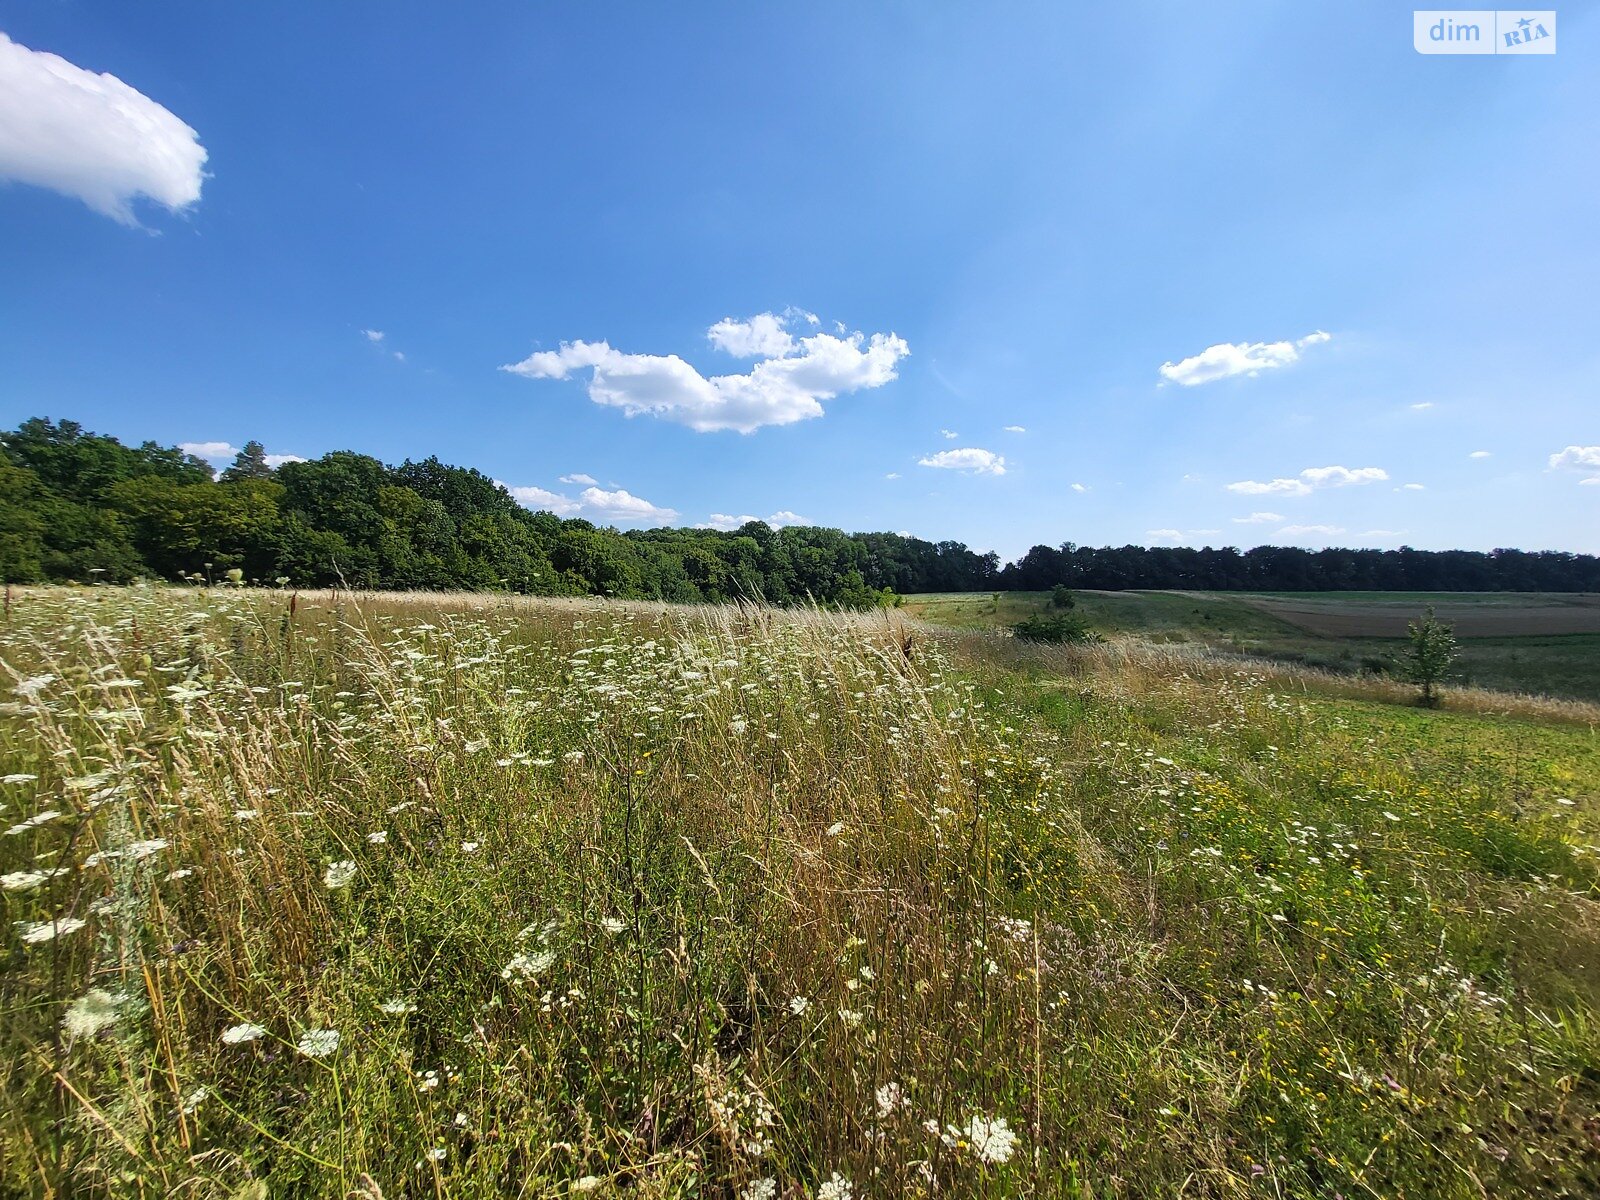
902, 590, 1600, 703
1230, 591, 1600, 638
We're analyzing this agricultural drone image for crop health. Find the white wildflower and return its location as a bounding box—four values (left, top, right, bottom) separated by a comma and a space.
876, 1081, 907, 1117
296, 1027, 341, 1058
825, 822, 846, 837
379, 998, 417, 1015
502, 948, 556, 981
366, 831, 388, 845
958, 1114, 1019, 1164
2, 773, 39, 784
788, 995, 810, 1016
221, 1022, 267, 1045
63, 989, 124, 1038
743, 1180, 777, 1200
6, 809, 63, 835
3, 870, 50, 891
817, 1172, 853, 1200
601, 917, 626, 935
324, 860, 357, 889
181, 1086, 209, 1114
18, 915, 87, 943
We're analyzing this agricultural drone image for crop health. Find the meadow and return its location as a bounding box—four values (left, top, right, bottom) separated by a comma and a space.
2, 586, 1599, 1199
902, 590, 1600, 703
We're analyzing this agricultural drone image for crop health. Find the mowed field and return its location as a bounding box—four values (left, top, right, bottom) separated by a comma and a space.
902, 591, 1600, 703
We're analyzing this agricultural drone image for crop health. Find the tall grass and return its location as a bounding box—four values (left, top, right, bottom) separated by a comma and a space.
2, 587, 1597, 1198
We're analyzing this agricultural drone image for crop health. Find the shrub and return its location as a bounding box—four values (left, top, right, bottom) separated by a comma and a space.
1012, 611, 1098, 644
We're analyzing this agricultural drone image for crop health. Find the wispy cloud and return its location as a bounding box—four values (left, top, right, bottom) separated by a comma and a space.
1232, 511, 1284, 524
1003, 425, 1027, 434
362, 329, 385, 343
0, 32, 206, 225
1469, 450, 1491, 459
1158, 330, 1331, 387
917, 447, 1007, 476
559, 473, 597, 485
1226, 465, 1387, 497
502, 311, 909, 434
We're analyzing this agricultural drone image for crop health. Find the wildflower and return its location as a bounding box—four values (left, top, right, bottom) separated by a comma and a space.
838, 1007, 865, 1028
14, 674, 56, 697
63, 989, 124, 1038
817, 1172, 853, 1200
221, 1022, 267, 1045
460, 841, 480, 853
876, 1081, 906, 1117
601, 916, 626, 935
960, 1115, 1019, 1164
571, 1177, 601, 1193
2, 870, 49, 891
788, 995, 810, 1016
743, 1181, 777, 1200
124, 839, 169, 860
1382, 811, 1400, 822
379, 998, 417, 1015
728, 717, 748, 736
233, 809, 260, 822
1, 773, 39, 784
324, 860, 357, 889
18, 916, 87, 943
502, 948, 556, 980
425, 1146, 447, 1162
296, 1028, 341, 1058
6, 810, 63, 835
181, 1086, 209, 1114
825, 822, 846, 837
367, 831, 388, 844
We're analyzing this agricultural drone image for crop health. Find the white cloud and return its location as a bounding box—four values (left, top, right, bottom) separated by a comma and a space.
501, 481, 677, 525
1399, 482, 1425, 491
559, 473, 597, 486
265, 454, 306, 467
1359, 529, 1403, 538
1147, 529, 1185, 542
504, 485, 582, 516
1004, 425, 1026, 433
1581, 477, 1600, 486
1158, 330, 1331, 387
0, 32, 206, 225
707, 313, 794, 359
1278, 524, 1345, 538
1070, 482, 1089, 493
918, 448, 1007, 476
503, 312, 909, 434
884, 472, 901, 480
1226, 465, 1388, 496
696, 510, 814, 531
939, 429, 959, 440
180, 441, 238, 461
362, 329, 385, 343
1410, 402, 1434, 410
1468, 450, 1491, 459
1549, 445, 1600, 472
1232, 511, 1284, 524
392, 351, 406, 363
579, 486, 677, 526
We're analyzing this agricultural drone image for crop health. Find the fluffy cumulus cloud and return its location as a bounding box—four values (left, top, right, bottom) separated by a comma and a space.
264, 454, 306, 467
1226, 465, 1387, 497
1549, 445, 1600, 483
180, 441, 237, 460
0, 32, 206, 225
1159, 330, 1331, 387
501, 481, 677, 526
918, 448, 1007, 476
696, 510, 813, 531
501, 312, 909, 434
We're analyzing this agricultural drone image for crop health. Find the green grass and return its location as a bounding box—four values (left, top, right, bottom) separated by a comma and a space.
2, 586, 1599, 1198
904, 591, 1600, 703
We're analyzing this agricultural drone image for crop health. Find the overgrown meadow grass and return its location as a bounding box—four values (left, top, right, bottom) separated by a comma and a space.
2, 587, 1598, 1198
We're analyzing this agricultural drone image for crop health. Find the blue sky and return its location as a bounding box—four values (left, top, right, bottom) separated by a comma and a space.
2, 2, 1596, 560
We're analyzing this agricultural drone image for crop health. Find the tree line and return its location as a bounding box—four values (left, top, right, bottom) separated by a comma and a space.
2, 418, 1595, 600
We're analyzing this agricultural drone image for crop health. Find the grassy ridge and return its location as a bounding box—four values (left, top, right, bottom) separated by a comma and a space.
2, 588, 1598, 1198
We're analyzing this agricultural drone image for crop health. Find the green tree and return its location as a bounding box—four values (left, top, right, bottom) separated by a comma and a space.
220, 440, 275, 481
1400, 607, 1458, 707
1050, 584, 1076, 609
